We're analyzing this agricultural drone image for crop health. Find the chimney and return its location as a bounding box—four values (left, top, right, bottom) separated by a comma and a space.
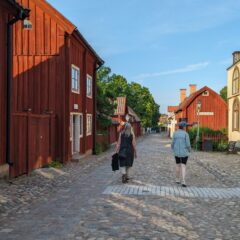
180, 89, 187, 103
189, 84, 197, 95
233, 51, 240, 64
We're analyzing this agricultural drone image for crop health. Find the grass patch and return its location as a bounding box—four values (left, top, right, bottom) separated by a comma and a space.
43, 160, 63, 169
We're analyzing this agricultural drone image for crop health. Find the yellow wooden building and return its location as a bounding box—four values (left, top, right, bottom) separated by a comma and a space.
227, 51, 240, 142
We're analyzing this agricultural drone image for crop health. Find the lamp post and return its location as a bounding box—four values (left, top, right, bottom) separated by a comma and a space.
196, 100, 202, 150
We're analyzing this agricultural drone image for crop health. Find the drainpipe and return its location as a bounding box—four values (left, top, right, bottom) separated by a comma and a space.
6, 9, 30, 166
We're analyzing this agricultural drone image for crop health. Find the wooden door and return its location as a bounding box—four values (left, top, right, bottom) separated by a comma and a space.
10, 113, 53, 177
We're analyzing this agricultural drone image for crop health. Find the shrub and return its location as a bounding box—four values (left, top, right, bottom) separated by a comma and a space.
43, 160, 63, 169
95, 141, 110, 155
95, 143, 103, 155
216, 140, 228, 152
102, 142, 110, 151
188, 127, 227, 151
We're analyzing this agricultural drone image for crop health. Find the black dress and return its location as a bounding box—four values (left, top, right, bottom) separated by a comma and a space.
119, 133, 134, 167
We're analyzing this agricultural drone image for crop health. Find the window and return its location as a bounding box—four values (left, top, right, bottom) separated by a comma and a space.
86, 114, 92, 136
72, 65, 80, 93
233, 98, 239, 131
86, 74, 92, 98
232, 68, 239, 95
202, 90, 209, 96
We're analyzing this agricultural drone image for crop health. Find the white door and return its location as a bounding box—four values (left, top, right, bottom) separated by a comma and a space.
70, 114, 81, 154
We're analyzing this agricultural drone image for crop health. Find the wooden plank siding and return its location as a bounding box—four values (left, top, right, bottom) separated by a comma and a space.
186, 91, 227, 130
8, 0, 103, 176
175, 87, 227, 131
0, 2, 10, 166
11, 0, 69, 176
86, 53, 95, 152
69, 36, 84, 154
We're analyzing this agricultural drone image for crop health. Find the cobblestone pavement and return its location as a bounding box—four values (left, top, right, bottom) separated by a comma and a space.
0, 134, 240, 240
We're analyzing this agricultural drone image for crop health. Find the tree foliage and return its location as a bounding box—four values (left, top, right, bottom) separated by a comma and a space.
96, 66, 160, 128
220, 86, 227, 102
96, 67, 116, 129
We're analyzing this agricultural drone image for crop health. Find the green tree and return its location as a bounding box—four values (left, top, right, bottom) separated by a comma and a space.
220, 86, 227, 102
96, 66, 116, 129
96, 65, 160, 129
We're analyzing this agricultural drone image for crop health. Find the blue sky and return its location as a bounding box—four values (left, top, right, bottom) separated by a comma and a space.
48, 0, 240, 112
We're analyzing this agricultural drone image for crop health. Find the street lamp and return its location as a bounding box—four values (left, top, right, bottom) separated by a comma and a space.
196, 100, 202, 150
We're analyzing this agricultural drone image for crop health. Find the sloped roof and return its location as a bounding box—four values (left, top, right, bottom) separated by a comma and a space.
114, 97, 127, 116
167, 106, 178, 113
17, 0, 103, 65
7, 0, 30, 18
175, 86, 227, 113
128, 106, 141, 122
159, 114, 168, 122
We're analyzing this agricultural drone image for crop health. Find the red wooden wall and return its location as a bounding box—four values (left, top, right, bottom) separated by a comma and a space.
68, 34, 97, 155
69, 36, 84, 154
9, 0, 101, 176
13, 0, 68, 161
0, 3, 8, 166
176, 89, 227, 130
108, 125, 118, 144
85, 53, 95, 152
0, 0, 104, 177
0, 2, 17, 166
187, 91, 227, 130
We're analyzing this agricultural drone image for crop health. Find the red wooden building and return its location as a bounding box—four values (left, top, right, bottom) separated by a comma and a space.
5, 0, 103, 177
127, 106, 142, 137
112, 97, 142, 138
0, 0, 29, 177
175, 85, 227, 130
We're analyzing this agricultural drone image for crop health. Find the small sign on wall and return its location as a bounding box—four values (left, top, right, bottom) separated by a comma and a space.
199, 112, 214, 116
74, 104, 79, 110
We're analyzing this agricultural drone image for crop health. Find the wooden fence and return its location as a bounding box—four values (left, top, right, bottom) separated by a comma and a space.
202, 133, 228, 151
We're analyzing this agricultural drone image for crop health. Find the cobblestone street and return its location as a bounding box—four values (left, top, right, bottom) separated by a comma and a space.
0, 134, 240, 240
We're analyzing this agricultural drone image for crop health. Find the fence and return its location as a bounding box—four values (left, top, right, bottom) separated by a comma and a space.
202, 133, 228, 151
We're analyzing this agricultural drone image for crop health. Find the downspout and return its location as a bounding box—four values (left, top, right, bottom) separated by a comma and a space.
6, 9, 29, 166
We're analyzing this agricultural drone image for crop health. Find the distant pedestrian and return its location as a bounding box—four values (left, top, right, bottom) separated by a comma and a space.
116, 123, 137, 183
171, 121, 191, 187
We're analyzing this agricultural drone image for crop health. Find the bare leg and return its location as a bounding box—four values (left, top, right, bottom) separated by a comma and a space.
120, 167, 126, 175
176, 164, 181, 183
121, 167, 127, 183
181, 164, 186, 185
126, 167, 131, 179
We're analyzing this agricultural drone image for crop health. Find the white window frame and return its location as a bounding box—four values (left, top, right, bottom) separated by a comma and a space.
86, 114, 92, 136
86, 74, 92, 98
71, 64, 80, 94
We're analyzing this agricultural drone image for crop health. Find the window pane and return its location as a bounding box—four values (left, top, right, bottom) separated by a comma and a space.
234, 69, 239, 79
234, 112, 238, 129
71, 66, 80, 92
72, 69, 75, 79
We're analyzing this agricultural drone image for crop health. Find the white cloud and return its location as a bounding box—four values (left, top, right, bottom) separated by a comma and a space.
133, 62, 210, 80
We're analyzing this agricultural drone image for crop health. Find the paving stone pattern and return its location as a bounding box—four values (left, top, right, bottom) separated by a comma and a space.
103, 185, 240, 199
0, 134, 239, 240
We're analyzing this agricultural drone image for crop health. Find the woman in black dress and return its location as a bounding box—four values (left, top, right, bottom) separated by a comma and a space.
116, 123, 137, 183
